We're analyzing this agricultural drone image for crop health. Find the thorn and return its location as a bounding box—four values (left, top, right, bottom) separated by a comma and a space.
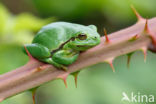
142, 20, 156, 48
30, 87, 38, 104
32, 91, 36, 104
24, 46, 36, 61
131, 5, 145, 22
104, 28, 110, 43
140, 47, 147, 63
143, 19, 150, 33
127, 52, 134, 68
30, 64, 51, 74
63, 78, 67, 88
57, 73, 69, 88
72, 71, 80, 88
36, 67, 42, 72
129, 34, 139, 42
105, 58, 115, 72
109, 62, 115, 72
33, 65, 51, 73
32, 67, 44, 73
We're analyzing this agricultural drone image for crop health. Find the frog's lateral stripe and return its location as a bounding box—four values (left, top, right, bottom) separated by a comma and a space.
50, 37, 75, 56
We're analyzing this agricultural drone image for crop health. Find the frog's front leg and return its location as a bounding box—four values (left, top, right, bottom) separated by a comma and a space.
52, 49, 79, 66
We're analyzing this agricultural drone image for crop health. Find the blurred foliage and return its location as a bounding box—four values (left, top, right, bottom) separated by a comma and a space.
0, 3, 55, 44
31, 0, 156, 33
0, 0, 156, 104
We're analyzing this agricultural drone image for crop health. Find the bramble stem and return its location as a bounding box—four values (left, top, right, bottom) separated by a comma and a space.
0, 18, 156, 101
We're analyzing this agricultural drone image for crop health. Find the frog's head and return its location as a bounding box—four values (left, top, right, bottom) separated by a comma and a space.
67, 25, 101, 51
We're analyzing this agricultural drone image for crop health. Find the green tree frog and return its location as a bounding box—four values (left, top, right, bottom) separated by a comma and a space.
23, 22, 100, 70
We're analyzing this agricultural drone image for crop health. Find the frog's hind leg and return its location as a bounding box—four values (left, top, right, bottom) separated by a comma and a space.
52, 50, 79, 66
41, 58, 68, 71
23, 43, 51, 59
23, 44, 67, 71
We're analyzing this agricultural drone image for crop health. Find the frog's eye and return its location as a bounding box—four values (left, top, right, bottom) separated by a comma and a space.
77, 33, 87, 40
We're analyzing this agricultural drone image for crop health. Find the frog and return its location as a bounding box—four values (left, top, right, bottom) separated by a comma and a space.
23, 22, 101, 70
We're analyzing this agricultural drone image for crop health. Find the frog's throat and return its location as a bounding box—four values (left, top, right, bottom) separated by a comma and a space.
50, 37, 75, 55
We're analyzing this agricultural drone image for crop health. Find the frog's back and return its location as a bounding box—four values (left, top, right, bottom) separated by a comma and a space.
32, 22, 96, 51
33, 22, 76, 51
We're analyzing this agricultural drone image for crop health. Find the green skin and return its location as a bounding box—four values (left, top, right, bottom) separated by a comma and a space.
23, 22, 100, 70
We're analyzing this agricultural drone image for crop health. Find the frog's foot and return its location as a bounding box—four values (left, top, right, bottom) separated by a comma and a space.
40, 58, 68, 71
59, 65, 68, 71
52, 50, 79, 66
52, 62, 68, 71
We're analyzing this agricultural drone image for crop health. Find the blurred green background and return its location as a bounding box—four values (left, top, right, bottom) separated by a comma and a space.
0, 0, 156, 104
